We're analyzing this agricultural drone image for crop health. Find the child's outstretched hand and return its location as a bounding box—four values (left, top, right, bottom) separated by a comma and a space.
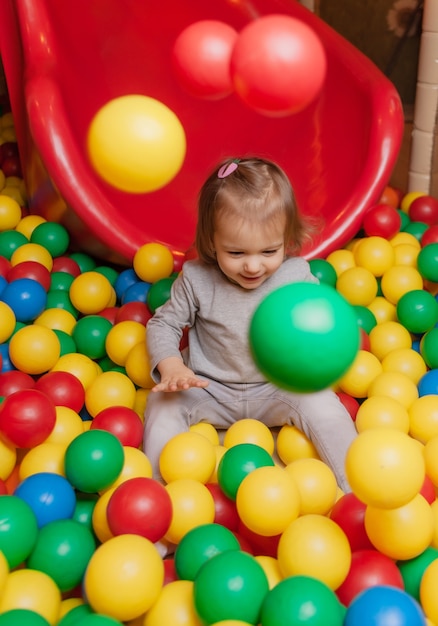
152, 356, 209, 393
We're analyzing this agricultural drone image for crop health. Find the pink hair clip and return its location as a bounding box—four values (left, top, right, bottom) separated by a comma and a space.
217, 160, 239, 179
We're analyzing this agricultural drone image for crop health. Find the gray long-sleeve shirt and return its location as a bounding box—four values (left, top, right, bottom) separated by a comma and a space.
146, 257, 318, 384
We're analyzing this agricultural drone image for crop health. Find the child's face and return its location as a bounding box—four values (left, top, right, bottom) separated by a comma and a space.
213, 215, 286, 289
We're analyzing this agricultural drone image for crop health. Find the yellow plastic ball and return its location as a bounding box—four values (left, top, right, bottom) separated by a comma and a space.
92, 488, 115, 543
125, 341, 154, 388
105, 320, 146, 366
133, 243, 175, 283
84, 534, 164, 622
69, 271, 113, 315
345, 428, 425, 508
10, 242, 53, 271
87, 94, 186, 193
19, 442, 67, 479
336, 266, 378, 306
190, 423, 220, 446
85, 371, 137, 417
390, 231, 422, 248
277, 514, 351, 590
284, 458, 338, 515
420, 559, 438, 625
380, 265, 424, 305
325, 249, 356, 276
367, 371, 419, 408
353, 236, 395, 276
424, 436, 438, 488
58, 598, 85, 622
0, 195, 21, 231
275, 424, 319, 464
337, 350, 382, 398
254, 555, 283, 590
34, 307, 77, 334
393, 243, 420, 267
0, 438, 17, 481
0, 568, 61, 624
159, 431, 216, 484
236, 465, 300, 536
355, 396, 410, 433
51, 353, 101, 390
381, 347, 427, 385
369, 320, 412, 361
367, 296, 397, 324
44, 406, 84, 446
209, 445, 227, 484
164, 479, 215, 544
365, 494, 434, 560
15, 214, 46, 238
9, 324, 61, 375
105, 446, 153, 492
400, 190, 427, 212
409, 395, 438, 444
144, 580, 200, 626
223, 419, 275, 455
0, 302, 16, 343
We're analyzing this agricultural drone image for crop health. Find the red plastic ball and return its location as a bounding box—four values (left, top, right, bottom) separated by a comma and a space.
35, 370, 85, 412
237, 520, 280, 558
336, 549, 404, 606
362, 203, 402, 239
205, 482, 240, 532
163, 559, 178, 586
90, 405, 144, 448
51, 256, 81, 276
420, 474, 436, 504
409, 195, 438, 225
172, 20, 237, 99
98, 306, 118, 324
0, 256, 11, 278
106, 477, 173, 543
0, 388, 56, 448
336, 392, 360, 421
230, 15, 326, 116
329, 492, 374, 552
421, 224, 438, 247
6, 261, 52, 291
359, 328, 371, 351
0, 370, 36, 397
115, 301, 152, 325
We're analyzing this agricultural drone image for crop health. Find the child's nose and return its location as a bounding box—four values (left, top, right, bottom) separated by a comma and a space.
244, 257, 260, 273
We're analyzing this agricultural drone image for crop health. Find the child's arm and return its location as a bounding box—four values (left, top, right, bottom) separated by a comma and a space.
151, 356, 209, 393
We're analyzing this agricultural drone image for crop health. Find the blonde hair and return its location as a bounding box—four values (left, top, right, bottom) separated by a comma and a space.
195, 156, 315, 264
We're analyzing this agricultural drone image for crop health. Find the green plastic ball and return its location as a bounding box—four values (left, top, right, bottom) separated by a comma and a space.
30, 222, 70, 257
396, 289, 438, 334
260, 575, 345, 626
72, 315, 113, 359
417, 243, 438, 282
0, 610, 50, 626
249, 282, 360, 393
308, 259, 338, 287
193, 550, 269, 624
69, 252, 97, 273
57, 605, 94, 626
0, 495, 39, 568
0, 230, 27, 259
420, 327, 438, 369
397, 546, 438, 602
217, 443, 275, 500
353, 305, 378, 334
53, 329, 77, 356
146, 276, 176, 313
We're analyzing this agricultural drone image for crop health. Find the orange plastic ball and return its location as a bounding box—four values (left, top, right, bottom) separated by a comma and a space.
223, 419, 275, 455
368, 320, 412, 361
159, 431, 216, 483
345, 428, 425, 508
69, 271, 113, 314
133, 243, 174, 283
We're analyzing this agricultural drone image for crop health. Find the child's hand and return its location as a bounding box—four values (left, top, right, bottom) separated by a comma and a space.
152, 357, 209, 393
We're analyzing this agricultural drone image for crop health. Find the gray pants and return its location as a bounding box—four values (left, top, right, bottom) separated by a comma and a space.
143, 380, 357, 492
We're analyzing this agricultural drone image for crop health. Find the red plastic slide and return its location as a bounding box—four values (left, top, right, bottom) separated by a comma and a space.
0, 0, 404, 265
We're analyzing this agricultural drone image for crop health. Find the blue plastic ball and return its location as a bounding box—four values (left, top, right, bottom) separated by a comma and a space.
344, 585, 425, 626
0, 278, 47, 322
14, 472, 76, 528
418, 369, 438, 397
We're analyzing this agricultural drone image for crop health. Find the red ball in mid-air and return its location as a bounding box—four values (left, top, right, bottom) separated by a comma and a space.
230, 15, 326, 116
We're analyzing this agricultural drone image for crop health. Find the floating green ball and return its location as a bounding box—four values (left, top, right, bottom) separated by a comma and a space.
249, 282, 360, 393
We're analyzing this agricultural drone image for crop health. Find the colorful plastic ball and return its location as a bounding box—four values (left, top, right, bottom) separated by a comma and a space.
0, 195, 21, 231
115, 301, 152, 326
0, 388, 56, 448
336, 266, 378, 306
0, 369, 35, 396
419, 558, 438, 624
85, 371, 136, 417
0, 438, 17, 482
193, 550, 269, 624
393, 242, 420, 267
124, 341, 155, 388
380, 265, 424, 304
368, 320, 412, 361
51, 353, 101, 391
230, 15, 326, 116
8, 325, 60, 375
0, 495, 38, 568
64, 429, 124, 492
105, 320, 145, 366
420, 328, 438, 369
114, 268, 139, 300
159, 431, 216, 484
418, 368, 438, 397
18, 442, 67, 479
164, 479, 215, 544
249, 282, 359, 393
14, 472, 76, 528
0, 230, 28, 260
355, 395, 410, 433
0, 569, 61, 625
353, 304, 377, 334
345, 429, 425, 508
337, 350, 382, 398
90, 405, 143, 448
106, 477, 172, 542
6, 260, 51, 290
275, 424, 319, 464
27, 518, 96, 592
362, 204, 402, 239
0, 609, 51, 626
223, 419, 275, 454
354, 236, 396, 277
104, 447, 153, 492
408, 395, 438, 443
0, 277, 47, 322
277, 514, 351, 590
0, 302, 15, 343
422, 224, 438, 247
172, 20, 237, 99
217, 443, 275, 501
83, 534, 164, 622
329, 492, 374, 552
398, 546, 438, 602
367, 295, 397, 324
30, 221, 70, 257
87, 94, 186, 193
325, 249, 356, 276
120, 280, 151, 306
308, 258, 337, 287
146, 276, 176, 313
260, 575, 344, 626
284, 458, 338, 515
133, 242, 174, 283
91, 489, 115, 544
174, 523, 241, 581
403, 220, 429, 242
10, 242, 53, 271
35, 370, 85, 412
396, 289, 438, 334
344, 585, 425, 626
143, 579, 201, 626
205, 483, 240, 532
367, 371, 419, 409
409, 195, 438, 224
69, 271, 113, 315
381, 347, 427, 385
416, 243, 438, 282
72, 315, 113, 360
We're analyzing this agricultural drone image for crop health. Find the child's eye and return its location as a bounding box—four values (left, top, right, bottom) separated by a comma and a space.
228, 251, 243, 257
263, 249, 278, 255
